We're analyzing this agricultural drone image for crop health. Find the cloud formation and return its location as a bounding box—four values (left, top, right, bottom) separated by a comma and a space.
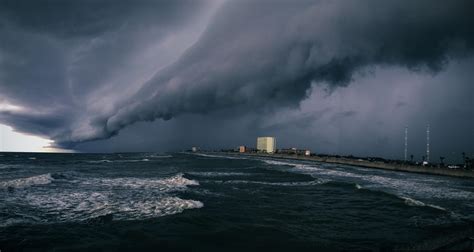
0, 0, 216, 146
0, 0, 473, 155
91, 0, 474, 144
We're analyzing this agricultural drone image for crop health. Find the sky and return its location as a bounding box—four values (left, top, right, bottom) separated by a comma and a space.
0, 0, 473, 162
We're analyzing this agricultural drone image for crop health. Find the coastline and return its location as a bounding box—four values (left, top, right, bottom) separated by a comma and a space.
222, 152, 474, 179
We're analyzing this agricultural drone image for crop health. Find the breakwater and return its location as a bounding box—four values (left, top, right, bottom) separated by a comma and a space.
229, 153, 474, 179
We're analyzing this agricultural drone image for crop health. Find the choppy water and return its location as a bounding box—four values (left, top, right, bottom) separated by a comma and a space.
1, 152, 473, 251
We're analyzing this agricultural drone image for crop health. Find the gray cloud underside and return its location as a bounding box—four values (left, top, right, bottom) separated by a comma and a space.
92, 0, 474, 146
0, 0, 214, 145
0, 0, 473, 150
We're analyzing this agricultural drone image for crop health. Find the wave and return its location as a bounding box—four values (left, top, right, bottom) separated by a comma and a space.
264, 158, 474, 201
0, 173, 54, 189
212, 179, 327, 187
145, 154, 173, 159
82, 173, 199, 191
18, 192, 203, 224
114, 197, 203, 220
399, 196, 447, 211
262, 159, 300, 167
186, 172, 250, 177
262, 159, 321, 171
85, 159, 150, 164
86, 160, 113, 163
192, 153, 247, 160
1, 172, 203, 227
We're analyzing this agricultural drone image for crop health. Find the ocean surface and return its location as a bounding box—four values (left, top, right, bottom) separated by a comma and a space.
1, 152, 473, 251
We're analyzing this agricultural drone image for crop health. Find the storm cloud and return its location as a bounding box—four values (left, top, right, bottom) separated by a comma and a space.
85, 0, 474, 143
0, 0, 473, 159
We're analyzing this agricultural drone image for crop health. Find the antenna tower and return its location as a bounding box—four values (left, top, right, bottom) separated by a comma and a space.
426, 124, 430, 162
404, 127, 408, 162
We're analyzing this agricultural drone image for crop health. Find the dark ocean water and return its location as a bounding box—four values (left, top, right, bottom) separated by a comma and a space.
1, 152, 473, 251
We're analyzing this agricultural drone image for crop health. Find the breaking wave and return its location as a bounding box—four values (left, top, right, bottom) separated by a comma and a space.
186, 172, 251, 177
399, 196, 447, 211
212, 179, 327, 187
192, 153, 247, 160
83, 173, 199, 191
0, 174, 54, 189
20, 192, 203, 223
145, 154, 173, 158
85, 159, 150, 163
262, 159, 301, 167
261, 158, 474, 200
1, 173, 202, 226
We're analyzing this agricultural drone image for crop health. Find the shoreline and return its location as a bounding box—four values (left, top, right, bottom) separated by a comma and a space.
220, 152, 474, 179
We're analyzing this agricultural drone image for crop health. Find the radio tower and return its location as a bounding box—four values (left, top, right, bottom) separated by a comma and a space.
404, 127, 408, 162
426, 124, 430, 163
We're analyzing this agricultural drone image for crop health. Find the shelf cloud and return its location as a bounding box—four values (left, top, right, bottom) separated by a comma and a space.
0, 0, 473, 153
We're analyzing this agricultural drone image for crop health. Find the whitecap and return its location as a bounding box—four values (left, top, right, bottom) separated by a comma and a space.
146, 154, 173, 158
22, 192, 203, 223
86, 160, 113, 163
187, 172, 250, 177
0, 173, 54, 189
82, 173, 199, 191
399, 196, 447, 211
114, 197, 203, 220
267, 158, 474, 200
86, 159, 151, 163
212, 179, 326, 187
192, 153, 247, 160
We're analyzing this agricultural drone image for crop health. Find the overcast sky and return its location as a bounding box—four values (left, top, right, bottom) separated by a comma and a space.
0, 0, 473, 162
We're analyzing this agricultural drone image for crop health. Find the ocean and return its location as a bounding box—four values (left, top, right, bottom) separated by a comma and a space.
1, 152, 473, 251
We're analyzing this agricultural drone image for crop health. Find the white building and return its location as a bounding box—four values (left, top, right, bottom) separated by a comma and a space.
257, 137, 276, 153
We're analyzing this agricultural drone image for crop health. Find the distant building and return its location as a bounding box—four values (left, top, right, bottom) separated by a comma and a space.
239, 146, 246, 153
305, 150, 311, 156
192, 147, 198, 152
257, 137, 276, 153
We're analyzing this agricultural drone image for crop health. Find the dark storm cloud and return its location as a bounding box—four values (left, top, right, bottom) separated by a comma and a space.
0, 0, 473, 153
89, 0, 474, 146
0, 0, 200, 38
0, 0, 214, 146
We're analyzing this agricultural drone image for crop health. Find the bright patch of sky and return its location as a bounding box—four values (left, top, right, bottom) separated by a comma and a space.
0, 124, 70, 152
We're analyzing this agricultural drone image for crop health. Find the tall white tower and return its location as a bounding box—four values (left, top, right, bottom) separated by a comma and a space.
404, 127, 408, 162
426, 124, 430, 162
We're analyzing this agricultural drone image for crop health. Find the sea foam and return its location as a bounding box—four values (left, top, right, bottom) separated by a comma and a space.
23, 192, 203, 223
212, 179, 326, 187
264, 158, 474, 200
399, 196, 447, 211
187, 172, 251, 177
0, 173, 54, 189
83, 173, 199, 191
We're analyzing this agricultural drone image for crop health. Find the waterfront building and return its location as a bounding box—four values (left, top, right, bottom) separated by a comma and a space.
239, 146, 246, 153
257, 137, 276, 153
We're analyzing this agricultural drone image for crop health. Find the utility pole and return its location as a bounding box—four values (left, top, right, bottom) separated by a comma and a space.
404, 127, 408, 162
426, 124, 430, 163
